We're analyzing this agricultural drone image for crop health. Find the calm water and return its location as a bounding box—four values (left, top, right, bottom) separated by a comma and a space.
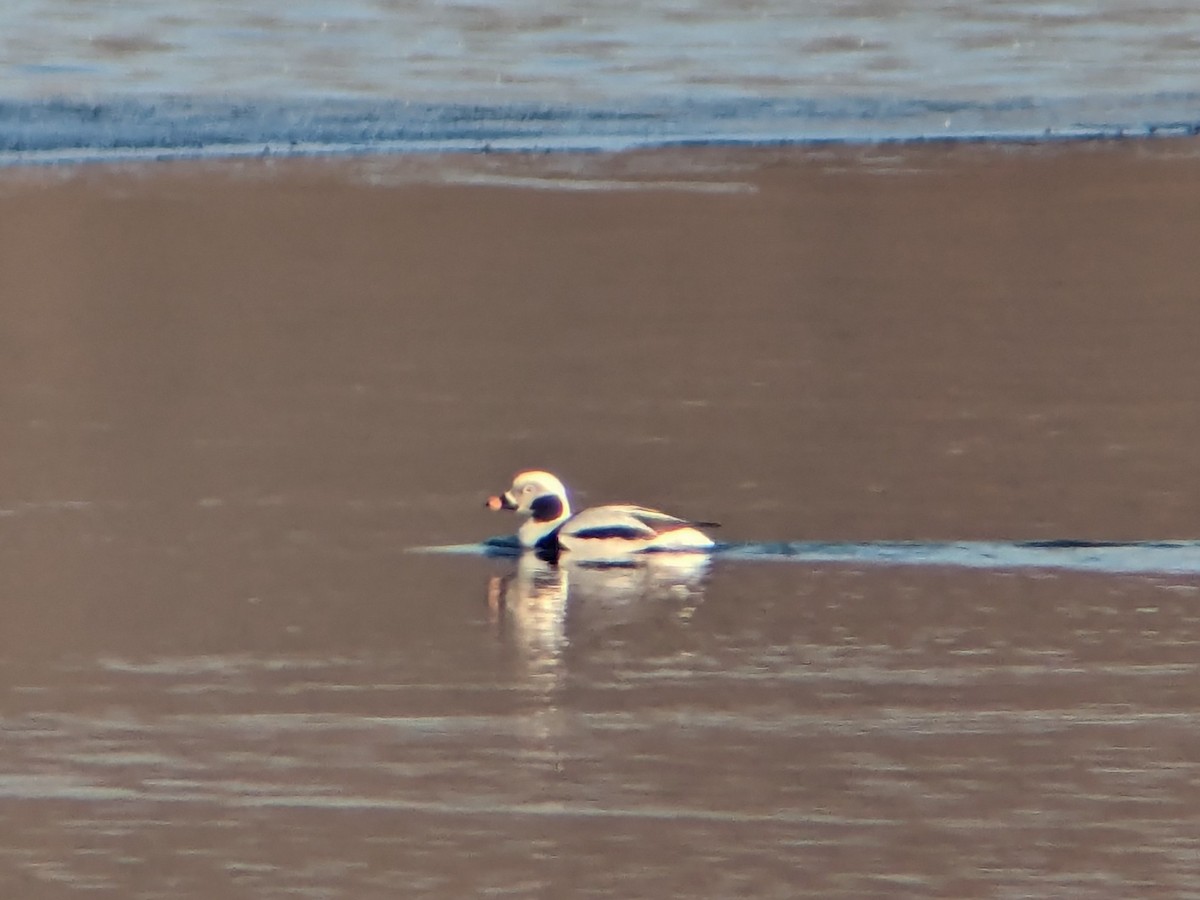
2, 0, 1200, 103
2, 143, 1200, 895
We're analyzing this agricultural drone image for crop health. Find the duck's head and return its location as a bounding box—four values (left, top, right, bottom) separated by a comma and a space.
486, 470, 571, 523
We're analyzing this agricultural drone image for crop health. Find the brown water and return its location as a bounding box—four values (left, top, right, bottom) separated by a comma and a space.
2, 141, 1200, 897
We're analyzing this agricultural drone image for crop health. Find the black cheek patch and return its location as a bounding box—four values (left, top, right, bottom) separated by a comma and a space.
530, 495, 564, 522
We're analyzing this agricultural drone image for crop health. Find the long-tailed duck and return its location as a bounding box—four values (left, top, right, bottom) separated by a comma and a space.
485, 470, 717, 558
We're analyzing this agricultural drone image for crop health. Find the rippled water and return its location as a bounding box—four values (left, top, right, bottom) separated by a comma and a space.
5, 546, 1200, 896
3, 124, 1200, 895
3, 2, 1200, 162
3, 0, 1200, 102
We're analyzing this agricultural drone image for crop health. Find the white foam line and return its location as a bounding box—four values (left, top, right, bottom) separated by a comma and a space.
437, 172, 756, 193
225, 795, 861, 825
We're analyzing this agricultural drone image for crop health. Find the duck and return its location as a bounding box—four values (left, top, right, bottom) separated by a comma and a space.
485, 470, 718, 559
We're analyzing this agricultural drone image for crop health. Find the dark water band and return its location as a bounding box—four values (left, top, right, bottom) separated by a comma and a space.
415, 537, 1200, 576
3, 93, 1200, 166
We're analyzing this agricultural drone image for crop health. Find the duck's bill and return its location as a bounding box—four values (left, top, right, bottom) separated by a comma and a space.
486, 493, 517, 511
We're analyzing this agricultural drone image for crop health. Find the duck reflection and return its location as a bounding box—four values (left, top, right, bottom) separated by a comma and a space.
486, 551, 711, 685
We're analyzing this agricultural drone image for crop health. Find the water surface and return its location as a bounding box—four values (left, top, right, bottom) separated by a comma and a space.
2, 142, 1200, 895
3, 2, 1200, 161
4, 0, 1200, 103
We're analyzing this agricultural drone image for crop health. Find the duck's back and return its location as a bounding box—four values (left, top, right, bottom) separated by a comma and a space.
556, 504, 716, 555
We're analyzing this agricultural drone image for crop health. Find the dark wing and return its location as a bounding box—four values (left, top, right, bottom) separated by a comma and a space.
568, 524, 658, 541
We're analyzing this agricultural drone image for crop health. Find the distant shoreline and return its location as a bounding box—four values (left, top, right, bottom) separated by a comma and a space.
0, 93, 1198, 167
